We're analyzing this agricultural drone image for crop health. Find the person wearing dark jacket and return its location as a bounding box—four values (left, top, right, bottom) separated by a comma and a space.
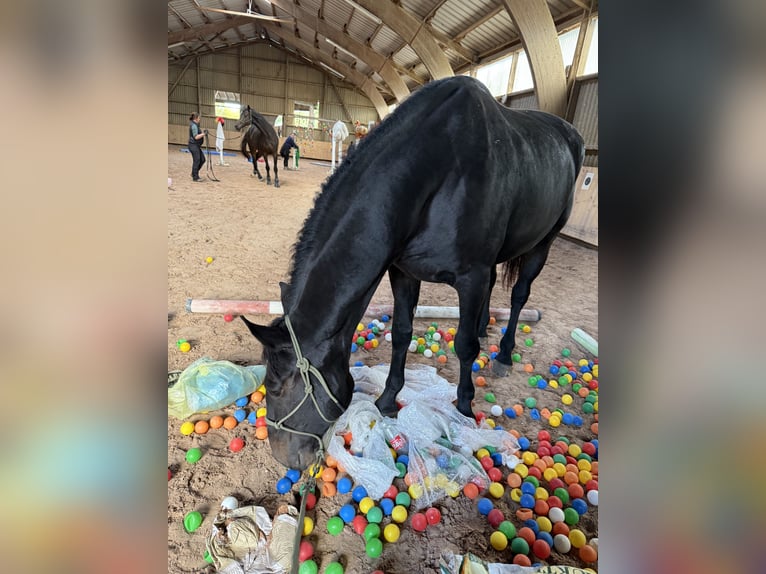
279, 131, 299, 169
188, 112, 207, 182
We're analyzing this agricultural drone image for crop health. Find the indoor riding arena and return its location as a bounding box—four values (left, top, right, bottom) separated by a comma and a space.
168, 1, 598, 573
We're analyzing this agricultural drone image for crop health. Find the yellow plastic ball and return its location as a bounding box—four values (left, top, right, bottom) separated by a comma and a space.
490, 531, 508, 550
488, 482, 505, 499
564, 374, 573, 383
359, 497, 375, 514
430, 344, 440, 353
549, 416, 561, 428
582, 372, 593, 382
446, 481, 461, 498
383, 523, 400, 543
417, 337, 426, 346
356, 323, 365, 332
537, 516, 552, 532
408, 483, 423, 499
543, 468, 558, 482
549, 380, 559, 389
257, 384, 266, 394
510, 488, 522, 502
256, 407, 267, 418
513, 463, 528, 478
205, 256, 213, 263
568, 444, 582, 457
448, 341, 455, 349
594, 401, 598, 412
179, 341, 191, 353
578, 470, 593, 484
308, 464, 324, 479
180, 421, 195, 436
302, 517, 314, 536
477, 360, 485, 369
593, 365, 598, 377
522, 325, 531, 333
476, 448, 490, 460
485, 419, 495, 429
371, 339, 379, 348
435, 473, 449, 488
569, 529, 587, 548
448, 328, 457, 335
561, 394, 573, 405
579, 359, 589, 367
522, 451, 537, 466
577, 459, 592, 472
553, 463, 567, 477
391, 505, 408, 523
535, 487, 549, 501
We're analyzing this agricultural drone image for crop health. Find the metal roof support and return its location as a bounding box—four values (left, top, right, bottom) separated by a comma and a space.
352, 0, 454, 79
501, 0, 567, 116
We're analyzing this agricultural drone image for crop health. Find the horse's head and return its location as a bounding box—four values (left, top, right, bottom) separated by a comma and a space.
234, 105, 252, 131
241, 314, 352, 470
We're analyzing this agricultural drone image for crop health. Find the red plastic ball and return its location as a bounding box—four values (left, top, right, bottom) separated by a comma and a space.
550, 446, 564, 456
552, 360, 562, 367
537, 446, 551, 457
534, 499, 549, 516
532, 539, 551, 559
224, 314, 234, 322
537, 430, 551, 442
304, 492, 317, 511
513, 555, 532, 566
549, 478, 565, 490
352, 515, 368, 535
518, 527, 536, 546
565, 455, 578, 465
582, 443, 597, 456
363, 341, 373, 350
487, 508, 504, 528
585, 479, 599, 492
527, 467, 542, 480
384, 485, 398, 499
229, 437, 245, 452
588, 380, 599, 390
487, 467, 503, 482
255, 417, 268, 428
425, 507, 442, 525
538, 440, 552, 450
298, 540, 314, 562
480, 456, 494, 471
411, 513, 428, 532
168, 469, 172, 481
475, 411, 486, 423
547, 496, 563, 509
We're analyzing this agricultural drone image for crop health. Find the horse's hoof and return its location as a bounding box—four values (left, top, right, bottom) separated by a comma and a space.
374, 397, 399, 418
490, 360, 511, 378
267, 181, 272, 186
274, 181, 280, 188
457, 403, 474, 419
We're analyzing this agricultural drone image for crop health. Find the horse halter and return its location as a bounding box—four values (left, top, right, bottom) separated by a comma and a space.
265, 314, 343, 460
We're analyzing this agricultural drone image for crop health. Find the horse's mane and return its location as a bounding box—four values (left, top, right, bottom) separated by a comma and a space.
284, 80, 450, 309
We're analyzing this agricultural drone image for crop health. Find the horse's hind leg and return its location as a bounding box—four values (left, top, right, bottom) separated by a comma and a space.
375, 266, 420, 417
491, 245, 553, 377
273, 155, 280, 188
479, 265, 498, 345
454, 267, 492, 418
265, 154, 272, 185
253, 153, 264, 180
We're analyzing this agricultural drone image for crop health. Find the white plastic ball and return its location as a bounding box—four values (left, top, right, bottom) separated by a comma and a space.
590, 537, 598, 552
432, 332, 441, 341
587, 489, 598, 506
423, 349, 433, 358
490, 405, 503, 417
385, 333, 392, 342
548, 507, 565, 523
221, 496, 239, 511
554, 534, 571, 553
408, 341, 417, 352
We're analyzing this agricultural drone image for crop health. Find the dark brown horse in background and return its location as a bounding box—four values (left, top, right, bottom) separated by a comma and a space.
235, 105, 280, 188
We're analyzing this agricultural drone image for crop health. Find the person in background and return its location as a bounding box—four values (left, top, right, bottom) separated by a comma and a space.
188, 112, 206, 182
345, 124, 368, 160
279, 131, 299, 169
274, 114, 284, 137
215, 117, 228, 166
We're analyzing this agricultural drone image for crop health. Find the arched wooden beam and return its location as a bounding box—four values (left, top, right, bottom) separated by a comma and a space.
501, 0, 567, 117
258, 20, 389, 120
268, 0, 410, 103
353, 0, 454, 80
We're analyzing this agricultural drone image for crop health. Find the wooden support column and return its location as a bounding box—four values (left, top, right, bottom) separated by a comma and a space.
196, 57, 201, 114
501, 0, 567, 116
564, 12, 591, 121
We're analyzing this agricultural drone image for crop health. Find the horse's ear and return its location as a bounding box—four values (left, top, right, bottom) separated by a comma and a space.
278, 281, 289, 304
241, 316, 289, 349
247, 104, 251, 111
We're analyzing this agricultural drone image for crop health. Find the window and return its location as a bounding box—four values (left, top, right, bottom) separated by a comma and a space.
512, 51, 533, 93
476, 56, 513, 97
214, 91, 241, 120
293, 101, 320, 130
558, 26, 580, 68
388, 103, 397, 115
582, 18, 598, 75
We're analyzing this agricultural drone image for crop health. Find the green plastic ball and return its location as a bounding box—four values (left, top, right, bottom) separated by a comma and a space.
183, 511, 202, 533
298, 560, 318, 574
510, 537, 530, 555
564, 507, 580, 525
572, 383, 582, 392
203, 551, 213, 564
512, 353, 522, 363
185, 447, 202, 464
582, 402, 595, 414
325, 562, 344, 574
518, 324, 527, 331
523, 476, 539, 488
524, 338, 534, 347
395, 492, 411, 507
395, 462, 407, 478
417, 344, 426, 353
498, 520, 516, 540
327, 516, 344, 535
366, 507, 383, 524
556, 436, 570, 445
527, 376, 538, 386
562, 348, 571, 357
365, 537, 383, 558
363, 523, 381, 541
524, 397, 537, 408
553, 487, 570, 504
484, 392, 496, 403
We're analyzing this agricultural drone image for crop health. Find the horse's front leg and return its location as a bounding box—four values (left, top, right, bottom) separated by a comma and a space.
273, 155, 280, 188
253, 153, 264, 180
454, 268, 491, 418
375, 266, 420, 417
265, 154, 272, 185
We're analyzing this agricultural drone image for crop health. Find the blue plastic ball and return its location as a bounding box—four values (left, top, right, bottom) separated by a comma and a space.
339, 504, 356, 523
572, 415, 584, 427
569, 370, 578, 379
247, 411, 257, 425
530, 409, 541, 420
381, 315, 390, 322
367, 333, 375, 341
336, 477, 352, 494
562, 413, 574, 425
521, 482, 536, 495
234, 409, 247, 422
436, 454, 449, 468
504, 408, 516, 418
285, 469, 301, 483
397, 454, 409, 466
571, 498, 588, 515
235, 396, 249, 407
518, 437, 530, 450
537, 531, 554, 546
367, 322, 375, 329
351, 343, 358, 352
549, 365, 559, 374
519, 494, 536, 509
276, 478, 292, 494
352, 486, 368, 503
524, 519, 540, 533
354, 361, 364, 367
477, 498, 493, 516
379, 498, 394, 516
490, 352, 498, 360
580, 365, 591, 373
591, 439, 598, 449
501, 327, 507, 334
491, 453, 504, 466
536, 380, 547, 389
495, 425, 504, 430
472, 362, 480, 372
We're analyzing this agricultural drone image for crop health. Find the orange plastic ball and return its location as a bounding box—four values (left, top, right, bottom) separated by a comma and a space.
513, 404, 524, 416
343, 432, 353, 446
523, 363, 534, 373
579, 544, 598, 563
516, 508, 534, 522
194, 420, 210, 434
322, 467, 337, 482
552, 522, 570, 536
321, 481, 337, 497
489, 344, 499, 353
255, 426, 268, 440
513, 555, 531, 567
475, 376, 486, 387
324, 454, 338, 468
578, 387, 590, 398
591, 422, 599, 435
506, 473, 522, 488
437, 354, 448, 364
209, 415, 224, 429
488, 317, 497, 325
463, 483, 479, 500
223, 416, 238, 430
251, 391, 264, 404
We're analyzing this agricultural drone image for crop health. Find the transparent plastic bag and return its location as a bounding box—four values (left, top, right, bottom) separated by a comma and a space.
326, 400, 398, 500
168, 358, 265, 419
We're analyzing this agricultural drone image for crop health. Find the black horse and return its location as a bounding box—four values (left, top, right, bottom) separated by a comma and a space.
235, 105, 280, 188
242, 76, 584, 469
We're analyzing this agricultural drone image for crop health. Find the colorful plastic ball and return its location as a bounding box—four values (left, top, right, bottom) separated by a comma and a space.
325, 563, 344, 574
563, 507, 580, 525
524, 338, 534, 347
410, 512, 428, 532
282, 468, 299, 483
302, 517, 314, 536
490, 530, 508, 550
493, 520, 514, 540
298, 540, 314, 562
298, 560, 318, 574
379, 498, 395, 516
338, 504, 356, 524
511, 352, 521, 362
571, 498, 588, 515
477, 498, 494, 516
235, 396, 249, 407
233, 409, 246, 423
351, 515, 368, 536
276, 478, 292, 494
246, 411, 256, 425
488, 482, 505, 499
518, 436, 531, 450
180, 421, 195, 436
510, 537, 530, 555
363, 523, 381, 542
554, 533, 572, 553
489, 405, 503, 417
569, 529, 587, 548
532, 539, 551, 559
580, 544, 598, 563
587, 490, 599, 506
530, 408, 541, 420
521, 482, 536, 495
524, 397, 537, 408
326, 516, 344, 535
519, 494, 535, 509
425, 507, 442, 525
179, 341, 191, 353
393, 491, 410, 508
504, 407, 517, 418
391, 505, 408, 524
548, 507, 565, 523
183, 511, 203, 533
302, 491, 316, 511
352, 485, 368, 502
365, 537, 383, 558
334, 476, 352, 495
367, 507, 383, 524
383, 523, 401, 543
487, 508, 505, 528
484, 392, 496, 403
185, 448, 202, 464
562, 413, 575, 425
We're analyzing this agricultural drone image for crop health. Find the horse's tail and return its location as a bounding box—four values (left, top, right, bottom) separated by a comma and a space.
501, 255, 525, 291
